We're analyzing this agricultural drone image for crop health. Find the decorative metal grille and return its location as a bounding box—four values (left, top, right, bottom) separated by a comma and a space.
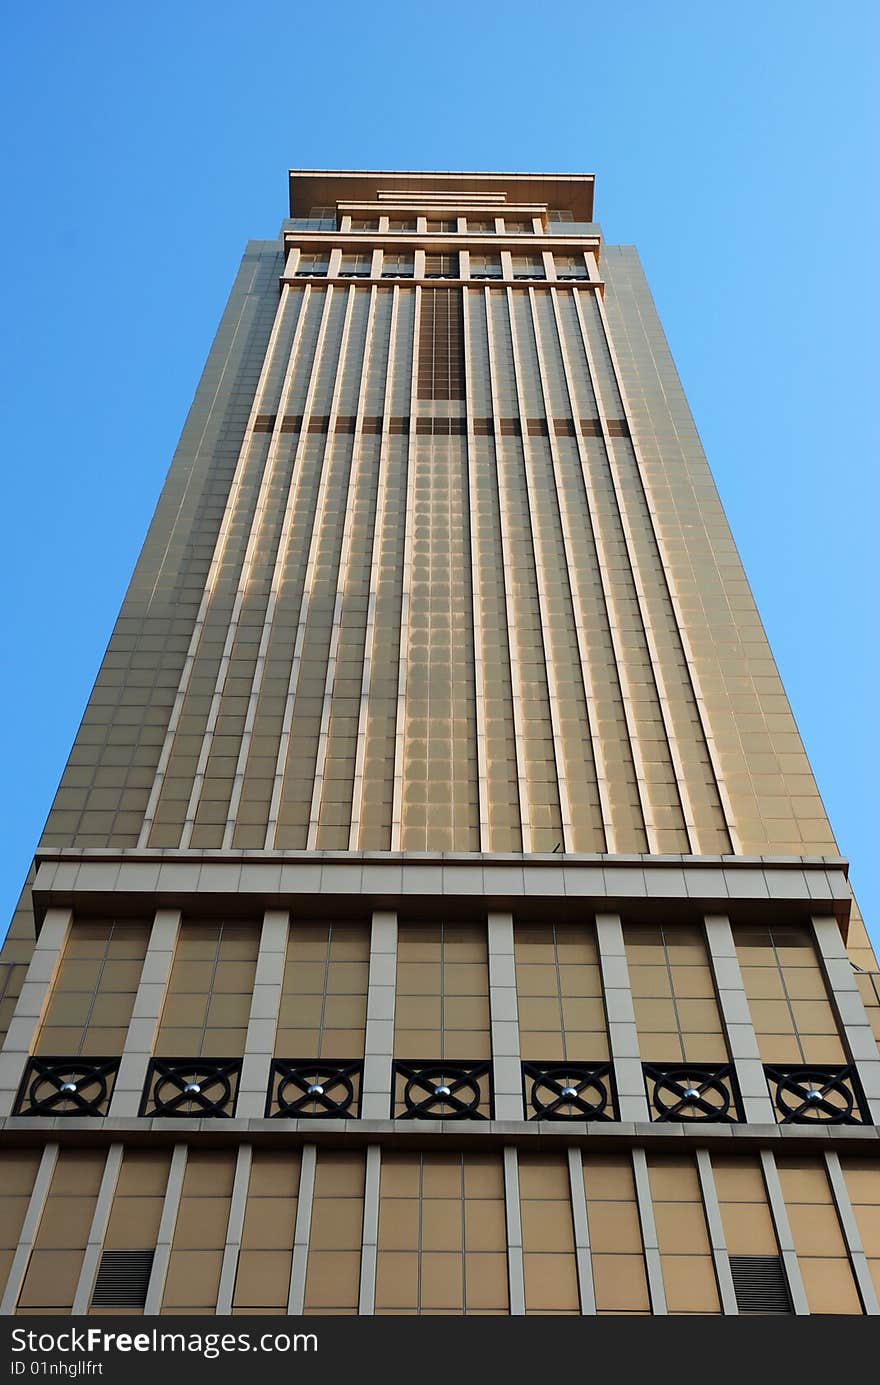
763, 1064, 866, 1124
643, 1063, 741, 1122
140, 1058, 241, 1118
13, 1056, 119, 1117
522, 1062, 616, 1121
392, 1061, 492, 1120
268, 1060, 362, 1118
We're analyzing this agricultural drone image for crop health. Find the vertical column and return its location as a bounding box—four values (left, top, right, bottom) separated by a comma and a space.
216, 1144, 253, 1313
72, 1143, 124, 1314
812, 915, 880, 1123
695, 1148, 738, 1314
0, 907, 71, 1116
503, 1147, 525, 1315
0, 1142, 58, 1315
595, 912, 647, 1120
144, 1143, 187, 1315
759, 1149, 809, 1315
358, 1145, 381, 1315
236, 910, 289, 1117
824, 1150, 880, 1314
362, 910, 397, 1119
487, 912, 523, 1120
287, 1143, 317, 1314
111, 908, 181, 1117
567, 1146, 596, 1314
704, 913, 775, 1123
632, 1149, 667, 1314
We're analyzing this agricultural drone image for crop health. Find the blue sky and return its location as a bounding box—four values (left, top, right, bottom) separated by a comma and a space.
1, 2, 877, 949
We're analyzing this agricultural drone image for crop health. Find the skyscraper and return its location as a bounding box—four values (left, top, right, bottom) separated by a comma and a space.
0, 168, 878, 1317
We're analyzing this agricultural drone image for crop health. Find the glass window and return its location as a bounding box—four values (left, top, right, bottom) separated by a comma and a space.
469, 253, 503, 280
339, 253, 372, 278
426, 218, 457, 233
304, 206, 337, 229
350, 218, 379, 231
504, 219, 531, 234
511, 255, 545, 280
424, 252, 458, 279
295, 252, 330, 277
468, 218, 496, 233
388, 216, 417, 232
554, 254, 588, 280
381, 252, 415, 279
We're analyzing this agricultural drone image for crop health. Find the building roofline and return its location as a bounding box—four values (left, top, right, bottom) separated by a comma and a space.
288, 168, 595, 220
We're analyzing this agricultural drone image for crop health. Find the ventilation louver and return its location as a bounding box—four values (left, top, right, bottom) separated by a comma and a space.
729, 1255, 792, 1314
91, 1249, 154, 1308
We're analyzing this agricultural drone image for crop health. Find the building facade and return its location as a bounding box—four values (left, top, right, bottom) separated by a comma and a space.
0, 168, 878, 1317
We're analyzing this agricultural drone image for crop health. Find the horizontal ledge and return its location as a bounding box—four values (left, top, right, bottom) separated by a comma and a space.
1, 1115, 876, 1155
30, 849, 851, 933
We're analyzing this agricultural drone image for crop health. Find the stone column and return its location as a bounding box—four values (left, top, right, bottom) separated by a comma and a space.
111, 907, 181, 1117
595, 913, 648, 1120
361, 910, 397, 1119
487, 911, 523, 1119
236, 910, 288, 1117
0, 907, 71, 1116
812, 915, 880, 1124
704, 913, 776, 1123
143, 1143, 187, 1315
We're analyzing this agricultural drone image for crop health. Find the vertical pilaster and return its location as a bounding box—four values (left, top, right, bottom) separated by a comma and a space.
216, 1144, 253, 1313
288, 1143, 317, 1313
111, 908, 181, 1117
632, 1148, 667, 1313
704, 913, 775, 1123
503, 1146, 525, 1315
696, 1148, 738, 1314
236, 910, 288, 1117
358, 1145, 381, 1315
595, 912, 647, 1120
487, 911, 522, 1119
362, 910, 397, 1119
0, 907, 71, 1116
812, 915, 880, 1123
144, 1143, 187, 1315
0, 1142, 58, 1315
759, 1149, 809, 1315
567, 1146, 596, 1314
72, 1143, 123, 1314
824, 1150, 879, 1314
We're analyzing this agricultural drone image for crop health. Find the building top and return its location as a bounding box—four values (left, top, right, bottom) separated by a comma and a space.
288, 168, 595, 221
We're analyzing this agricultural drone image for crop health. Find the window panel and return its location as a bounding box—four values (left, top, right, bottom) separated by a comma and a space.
155, 920, 259, 1058
35, 917, 150, 1056
733, 925, 845, 1064
376, 1152, 508, 1314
